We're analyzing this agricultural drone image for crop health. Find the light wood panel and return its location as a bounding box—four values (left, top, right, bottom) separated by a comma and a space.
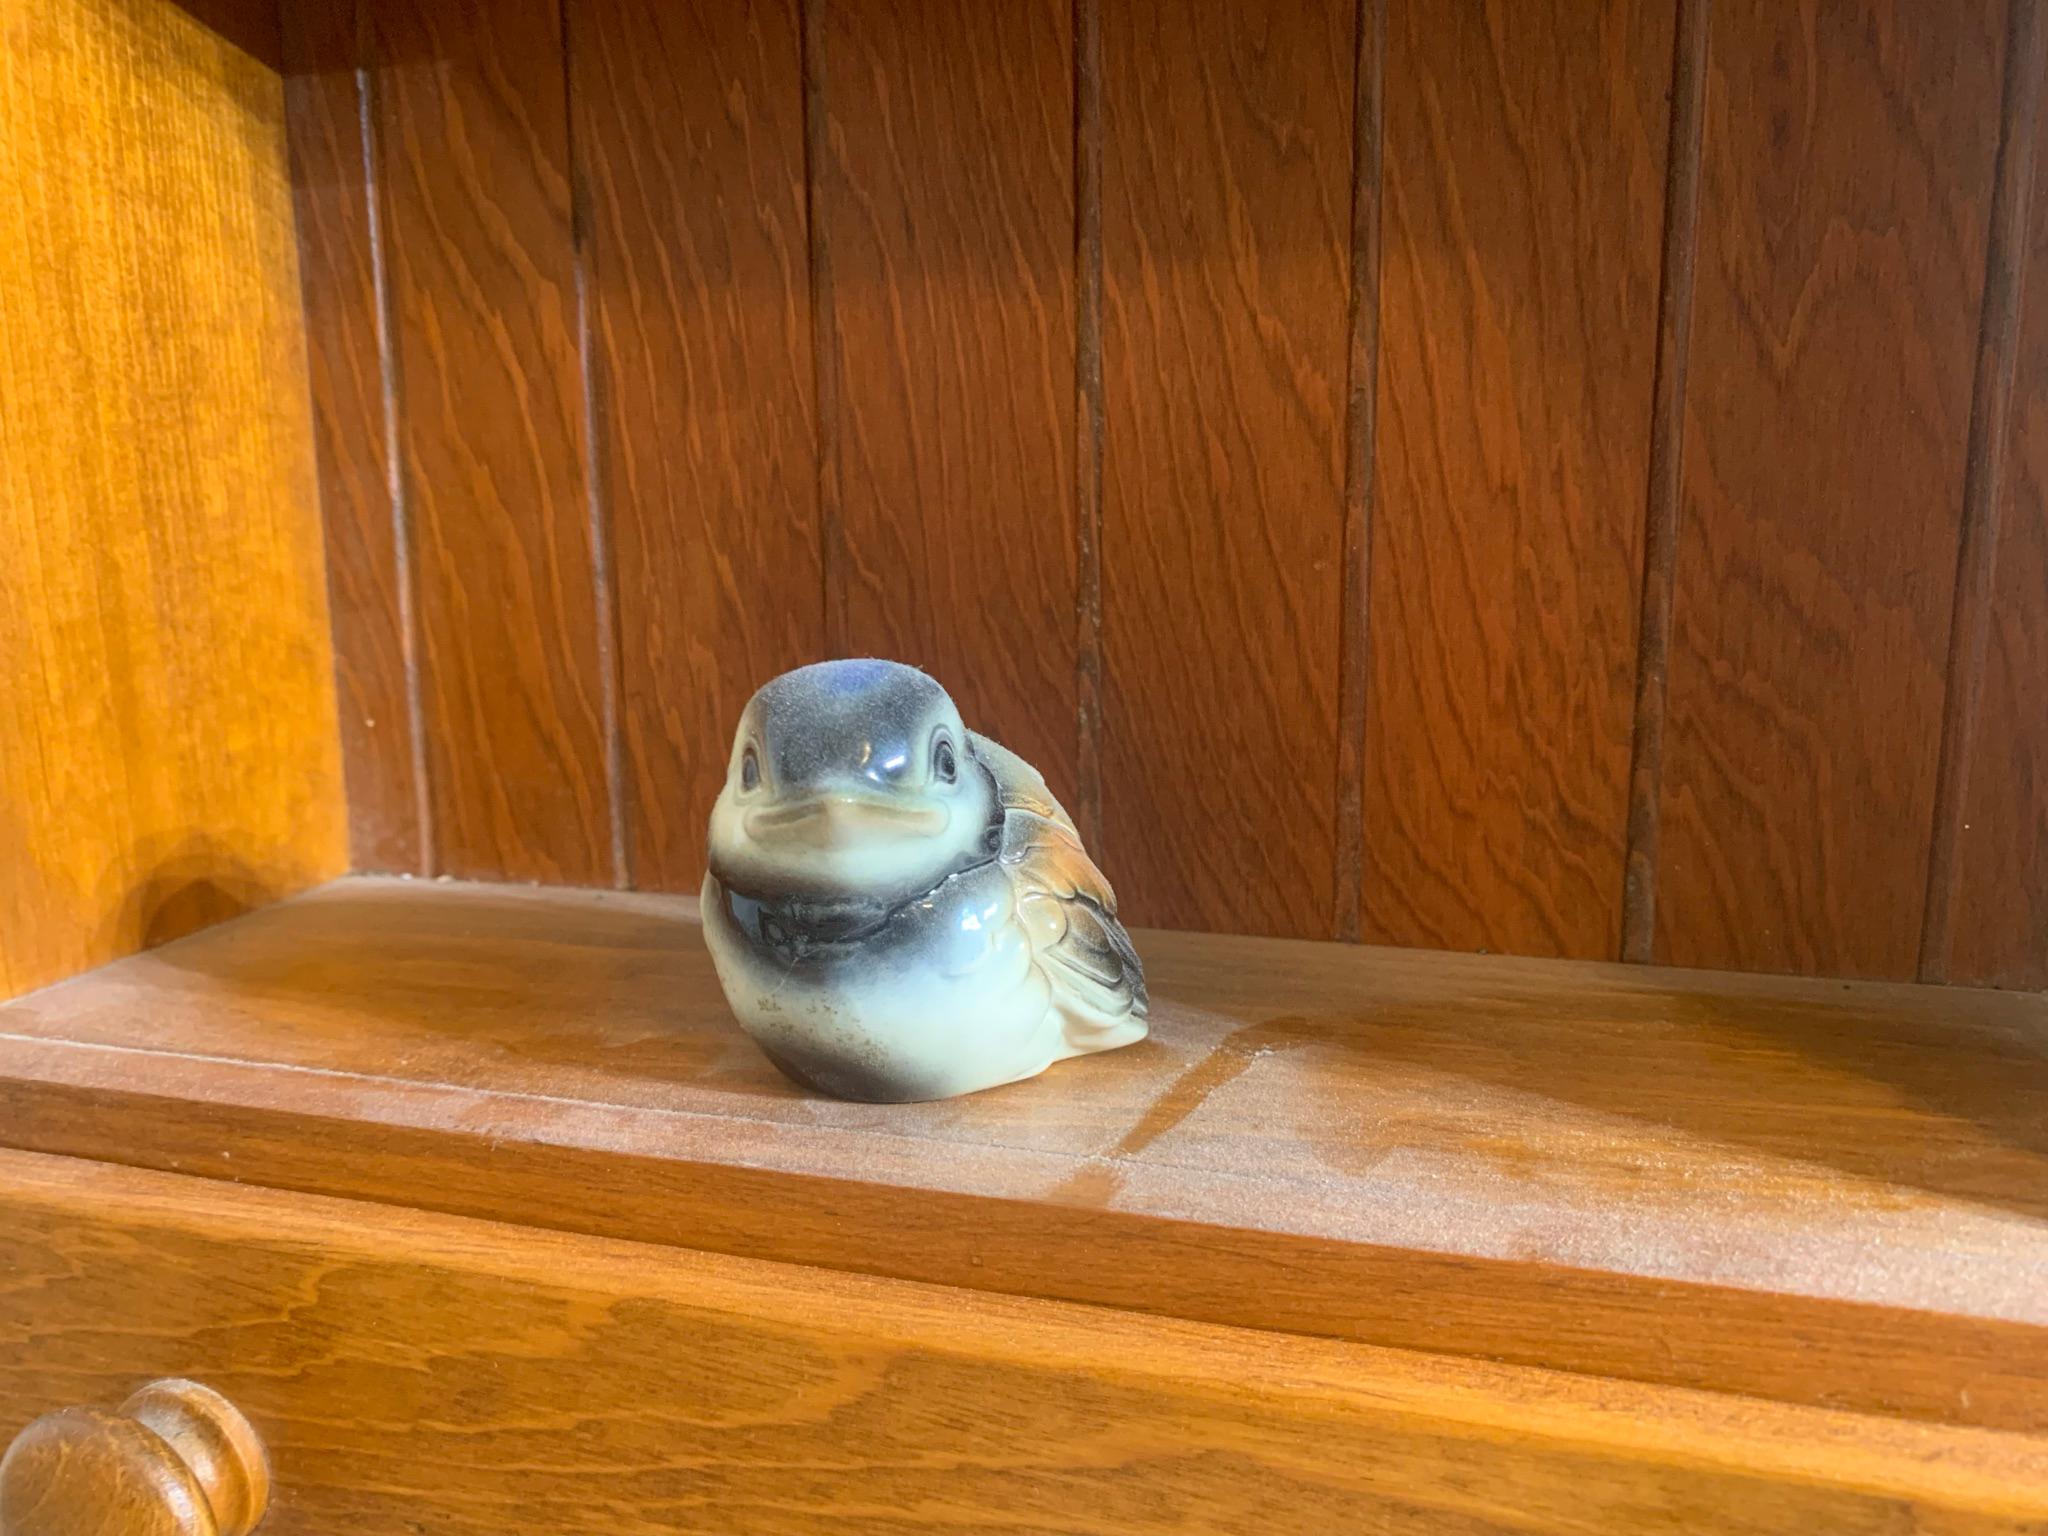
2, 1151, 2044, 1534
4, 877, 2046, 1432
1366, 0, 1670, 960
284, 0, 422, 876
1655, 0, 2006, 977
1947, 38, 2048, 992
372, 0, 613, 883
574, 0, 821, 893
1100, 0, 1354, 937
0, 0, 347, 1000
819, 0, 1080, 795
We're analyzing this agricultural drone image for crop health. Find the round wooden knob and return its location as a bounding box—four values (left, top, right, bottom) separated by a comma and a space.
0, 1381, 268, 1536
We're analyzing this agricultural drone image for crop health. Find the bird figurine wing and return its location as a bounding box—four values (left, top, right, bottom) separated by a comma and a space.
970, 733, 1149, 1046
967, 731, 1077, 831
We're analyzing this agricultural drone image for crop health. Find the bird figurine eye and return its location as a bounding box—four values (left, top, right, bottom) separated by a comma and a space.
740, 745, 761, 791
933, 735, 957, 784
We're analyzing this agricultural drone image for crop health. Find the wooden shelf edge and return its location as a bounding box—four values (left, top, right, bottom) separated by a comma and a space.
0, 876, 2044, 1435
0, 1039, 2042, 1436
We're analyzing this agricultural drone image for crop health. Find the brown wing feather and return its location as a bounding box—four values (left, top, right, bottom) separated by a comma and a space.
999, 806, 1148, 1029
969, 731, 1077, 832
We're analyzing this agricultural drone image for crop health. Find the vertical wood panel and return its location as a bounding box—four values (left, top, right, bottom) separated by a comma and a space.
278, 0, 2044, 981
373, 0, 613, 883
284, 0, 423, 875
1951, 391, 2048, 990
1365, 0, 1672, 959
1949, 33, 2048, 992
1656, 1, 2004, 977
818, 0, 1080, 794
1101, 0, 1353, 938
1950, 426, 2048, 990
574, 0, 820, 893
0, 0, 347, 997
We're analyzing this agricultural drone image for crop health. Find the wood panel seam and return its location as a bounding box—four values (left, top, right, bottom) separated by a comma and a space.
1333, 0, 1385, 943
1074, 0, 1105, 851
802, 0, 844, 655
561, 0, 632, 891
355, 0, 434, 878
1919, 0, 2045, 982
1620, 0, 1710, 964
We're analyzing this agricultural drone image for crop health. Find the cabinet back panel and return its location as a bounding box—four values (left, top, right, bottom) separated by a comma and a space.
287, 0, 2048, 985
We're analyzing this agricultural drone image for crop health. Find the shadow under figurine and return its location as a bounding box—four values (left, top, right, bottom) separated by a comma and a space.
702, 659, 1148, 1102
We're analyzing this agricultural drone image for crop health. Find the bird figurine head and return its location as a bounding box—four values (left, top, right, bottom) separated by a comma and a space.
707, 659, 1000, 912
702, 659, 1148, 1102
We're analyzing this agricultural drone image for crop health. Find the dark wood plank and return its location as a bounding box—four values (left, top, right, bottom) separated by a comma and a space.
283, 0, 424, 876
11, 1153, 2045, 1536
1655, 1, 2005, 976
1100, 0, 1353, 937
1919, 4, 2043, 986
4, 878, 2047, 1432
166, 0, 281, 69
371, 0, 612, 883
572, 0, 820, 893
1949, 443, 2048, 990
1365, 0, 1672, 959
817, 0, 1080, 794
1948, 45, 2048, 992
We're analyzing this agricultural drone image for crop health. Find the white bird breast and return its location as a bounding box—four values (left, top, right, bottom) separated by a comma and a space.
701, 856, 1080, 1102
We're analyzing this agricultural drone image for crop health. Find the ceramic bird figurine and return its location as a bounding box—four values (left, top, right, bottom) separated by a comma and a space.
701, 659, 1148, 1101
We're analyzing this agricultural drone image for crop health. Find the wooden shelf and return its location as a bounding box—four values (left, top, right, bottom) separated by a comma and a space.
1, 877, 2043, 1433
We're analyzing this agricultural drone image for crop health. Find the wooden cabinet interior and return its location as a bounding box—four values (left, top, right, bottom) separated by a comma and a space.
2, 0, 2046, 1528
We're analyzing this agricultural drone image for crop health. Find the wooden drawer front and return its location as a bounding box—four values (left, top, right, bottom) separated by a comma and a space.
0, 1152, 2041, 1536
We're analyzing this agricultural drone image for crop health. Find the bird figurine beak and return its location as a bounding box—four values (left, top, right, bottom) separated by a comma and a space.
743, 793, 946, 849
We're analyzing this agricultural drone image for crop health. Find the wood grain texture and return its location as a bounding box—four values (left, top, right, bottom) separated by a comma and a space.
2, 1152, 2045, 1535
283, 0, 424, 876
573, 0, 821, 893
263, 0, 2048, 982
0, 0, 348, 1000
1655, 0, 2006, 977
818, 0, 1080, 795
1366, 0, 1671, 960
1919, 0, 2043, 987
0, 1381, 268, 1536
1949, 35, 2048, 992
371, 0, 613, 883
1100, 0, 1354, 938
5, 877, 2047, 1432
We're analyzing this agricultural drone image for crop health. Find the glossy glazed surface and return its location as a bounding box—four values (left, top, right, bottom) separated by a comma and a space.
704, 661, 1146, 1100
